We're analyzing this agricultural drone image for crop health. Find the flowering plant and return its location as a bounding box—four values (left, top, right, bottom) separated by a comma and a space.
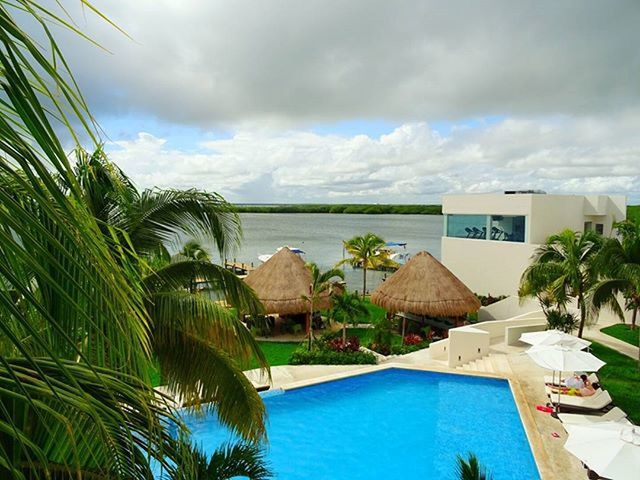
403, 333, 423, 346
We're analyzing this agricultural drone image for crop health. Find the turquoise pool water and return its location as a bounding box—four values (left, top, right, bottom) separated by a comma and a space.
175, 369, 539, 479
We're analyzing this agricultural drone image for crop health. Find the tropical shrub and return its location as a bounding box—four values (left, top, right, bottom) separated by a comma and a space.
476, 294, 508, 307
545, 309, 579, 333
369, 316, 394, 355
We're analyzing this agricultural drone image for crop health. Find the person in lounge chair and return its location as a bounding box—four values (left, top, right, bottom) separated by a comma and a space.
565, 374, 586, 389
548, 380, 599, 397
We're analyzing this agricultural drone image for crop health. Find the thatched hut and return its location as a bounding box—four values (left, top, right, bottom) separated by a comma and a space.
371, 251, 480, 335
244, 247, 334, 332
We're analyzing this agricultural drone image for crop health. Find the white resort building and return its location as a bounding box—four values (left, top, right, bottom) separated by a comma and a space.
441, 191, 627, 296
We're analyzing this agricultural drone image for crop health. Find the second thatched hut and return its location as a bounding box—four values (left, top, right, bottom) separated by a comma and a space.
371, 251, 480, 336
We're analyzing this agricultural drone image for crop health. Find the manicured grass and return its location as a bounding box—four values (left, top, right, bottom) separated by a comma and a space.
590, 341, 640, 424
246, 341, 300, 370
362, 300, 387, 324
601, 324, 639, 347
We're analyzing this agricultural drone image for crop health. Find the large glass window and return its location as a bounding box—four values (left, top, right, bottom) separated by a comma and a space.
446, 214, 487, 239
445, 214, 526, 242
490, 215, 525, 242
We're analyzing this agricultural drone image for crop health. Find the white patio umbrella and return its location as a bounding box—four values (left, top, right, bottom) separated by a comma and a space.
526, 344, 606, 410
564, 422, 640, 480
520, 329, 591, 350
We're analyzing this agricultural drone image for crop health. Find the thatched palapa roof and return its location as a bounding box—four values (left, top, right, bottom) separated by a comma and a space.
244, 247, 331, 315
371, 251, 480, 317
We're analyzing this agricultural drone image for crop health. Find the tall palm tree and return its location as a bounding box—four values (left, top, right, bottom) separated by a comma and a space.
519, 229, 602, 338
0, 2, 189, 476
455, 453, 493, 480
590, 220, 640, 332
332, 291, 370, 343
338, 233, 395, 296
302, 263, 344, 349
0, 2, 268, 477
72, 148, 270, 440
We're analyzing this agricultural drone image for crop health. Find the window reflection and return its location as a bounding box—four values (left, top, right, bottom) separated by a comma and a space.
446, 215, 487, 239
490, 215, 525, 242
445, 215, 526, 242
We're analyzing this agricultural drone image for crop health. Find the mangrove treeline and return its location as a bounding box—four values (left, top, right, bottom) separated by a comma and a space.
234, 204, 443, 215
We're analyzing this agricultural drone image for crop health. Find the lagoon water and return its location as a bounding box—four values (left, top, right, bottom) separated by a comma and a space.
215, 213, 443, 293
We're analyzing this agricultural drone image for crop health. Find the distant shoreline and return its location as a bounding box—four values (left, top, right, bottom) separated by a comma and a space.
233, 204, 443, 215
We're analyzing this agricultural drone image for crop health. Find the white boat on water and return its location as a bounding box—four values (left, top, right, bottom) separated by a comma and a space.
258, 246, 305, 263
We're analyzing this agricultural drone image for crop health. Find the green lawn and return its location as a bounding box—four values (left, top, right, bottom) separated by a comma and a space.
590, 341, 640, 424
362, 300, 387, 324
601, 324, 639, 347
246, 341, 300, 370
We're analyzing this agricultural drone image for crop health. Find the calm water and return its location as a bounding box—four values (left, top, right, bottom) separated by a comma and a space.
213, 214, 443, 293
169, 369, 539, 479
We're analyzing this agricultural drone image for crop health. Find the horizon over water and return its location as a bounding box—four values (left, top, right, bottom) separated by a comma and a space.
210, 213, 443, 293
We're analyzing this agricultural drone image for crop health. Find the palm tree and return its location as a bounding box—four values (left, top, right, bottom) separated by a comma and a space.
338, 233, 395, 296
590, 220, 640, 332
332, 291, 370, 343
72, 148, 270, 440
302, 263, 344, 349
0, 2, 268, 476
181, 239, 212, 261
0, 2, 191, 476
455, 453, 493, 480
519, 229, 602, 338
174, 440, 272, 480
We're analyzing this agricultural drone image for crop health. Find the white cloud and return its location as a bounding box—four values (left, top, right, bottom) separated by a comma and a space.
107, 116, 640, 203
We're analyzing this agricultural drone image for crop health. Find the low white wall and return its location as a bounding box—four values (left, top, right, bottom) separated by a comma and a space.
478, 296, 541, 321
428, 338, 449, 359
505, 323, 547, 346
448, 327, 490, 367
444, 316, 546, 367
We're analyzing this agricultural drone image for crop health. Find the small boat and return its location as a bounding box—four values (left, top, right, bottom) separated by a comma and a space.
384, 242, 410, 263
258, 246, 305, 263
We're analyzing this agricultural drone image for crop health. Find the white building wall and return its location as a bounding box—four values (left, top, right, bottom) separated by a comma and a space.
441, 237, 537, 295
441, 193, 627, 296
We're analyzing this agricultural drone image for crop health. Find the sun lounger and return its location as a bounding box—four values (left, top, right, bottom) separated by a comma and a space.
551, 390, 613, 411
544, 373, 599, 386
557, 407, 631, 426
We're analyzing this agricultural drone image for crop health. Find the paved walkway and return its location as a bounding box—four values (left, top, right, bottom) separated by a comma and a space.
583, 321, 639, 360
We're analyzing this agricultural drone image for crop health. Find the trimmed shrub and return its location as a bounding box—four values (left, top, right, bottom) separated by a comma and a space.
390, 341, 430, 355
290, 348, 377, 365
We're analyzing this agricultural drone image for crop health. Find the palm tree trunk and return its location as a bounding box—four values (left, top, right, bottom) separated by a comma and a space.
631, 306, 637, 330
363, 266, 367, 297
341, 311, 347, 343
577, 294, 586, 338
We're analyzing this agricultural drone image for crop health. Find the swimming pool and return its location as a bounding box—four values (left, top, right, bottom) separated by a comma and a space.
176, 368, 539, 479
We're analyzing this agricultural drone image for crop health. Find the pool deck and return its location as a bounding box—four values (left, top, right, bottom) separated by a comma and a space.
244, 345, 590, 479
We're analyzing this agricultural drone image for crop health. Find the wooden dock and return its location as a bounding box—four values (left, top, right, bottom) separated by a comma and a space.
224, 260, 255, 276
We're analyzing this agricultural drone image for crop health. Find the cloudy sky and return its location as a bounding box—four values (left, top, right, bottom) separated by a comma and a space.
56, 1, 640, 203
